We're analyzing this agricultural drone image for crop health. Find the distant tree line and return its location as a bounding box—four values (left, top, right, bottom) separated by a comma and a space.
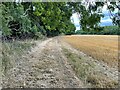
75, 26, 120, 35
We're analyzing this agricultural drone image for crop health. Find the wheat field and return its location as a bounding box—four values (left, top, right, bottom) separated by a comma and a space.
62, 35, 119, 68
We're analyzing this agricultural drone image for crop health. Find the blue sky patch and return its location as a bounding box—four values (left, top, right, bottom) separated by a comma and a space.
71, 5, 118, 30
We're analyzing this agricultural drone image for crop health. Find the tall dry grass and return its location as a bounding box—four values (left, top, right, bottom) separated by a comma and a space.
1, 39, 36, 75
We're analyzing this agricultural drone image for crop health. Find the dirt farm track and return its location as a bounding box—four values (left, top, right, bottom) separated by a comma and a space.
1, 35, 119, 88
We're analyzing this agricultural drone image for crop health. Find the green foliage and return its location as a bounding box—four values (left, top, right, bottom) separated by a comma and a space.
67, 1, 120, 33
100, 26, 120, 35
64, 21, 76, 35
67, 2, 103, 32
33, 2, 75, 36
1, 2, 33, 38
0, 3, 11, 36
95, 2, 120, 27
75, 26, 119, 35
1, 1, 119, 38
1, 2, 75, 38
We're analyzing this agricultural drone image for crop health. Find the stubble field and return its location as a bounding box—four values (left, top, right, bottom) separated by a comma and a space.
62, 35, 119, 68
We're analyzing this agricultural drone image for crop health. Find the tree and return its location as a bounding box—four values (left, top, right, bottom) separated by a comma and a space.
67, 1, 119, 34
1, 2, 76, 38
33, 2, 75, 36
1, 1, 119, 38
1, 2, 45, 39
67, 2, 103, 32
86, 1, 120, 27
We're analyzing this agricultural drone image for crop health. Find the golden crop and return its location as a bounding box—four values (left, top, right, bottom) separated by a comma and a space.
62, 35, 118, 68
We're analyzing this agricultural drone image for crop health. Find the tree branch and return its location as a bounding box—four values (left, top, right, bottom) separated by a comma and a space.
21, 5, 31, 17
106, 1, 115, 19
116, 4, 120, 10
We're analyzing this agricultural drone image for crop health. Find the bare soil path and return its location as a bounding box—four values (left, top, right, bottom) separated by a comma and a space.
2, 37, 84, 88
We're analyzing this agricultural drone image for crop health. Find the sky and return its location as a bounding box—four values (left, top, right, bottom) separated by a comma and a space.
71, 13, 81, 31
71, 4, 118, 31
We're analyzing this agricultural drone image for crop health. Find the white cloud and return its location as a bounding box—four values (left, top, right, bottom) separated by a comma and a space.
102, 4, 118, 16
71, 12, 81, 30
76, 26, 80, 30
71, 4, 116, 27
102, 5, 108, 13
100, 15, 113, 26
71, 13, 80, 24
101, 18, 112, 23
100, 4, 115, 26
100, 16, 113, 26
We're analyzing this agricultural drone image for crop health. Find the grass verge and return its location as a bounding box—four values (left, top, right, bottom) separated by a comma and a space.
62, 48, 118, 88
2, 39, 36, 75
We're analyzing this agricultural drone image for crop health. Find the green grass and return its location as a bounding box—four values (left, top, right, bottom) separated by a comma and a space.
0, 41, 2, 86
62, 48, 118, 88
62, 48, 94, 83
